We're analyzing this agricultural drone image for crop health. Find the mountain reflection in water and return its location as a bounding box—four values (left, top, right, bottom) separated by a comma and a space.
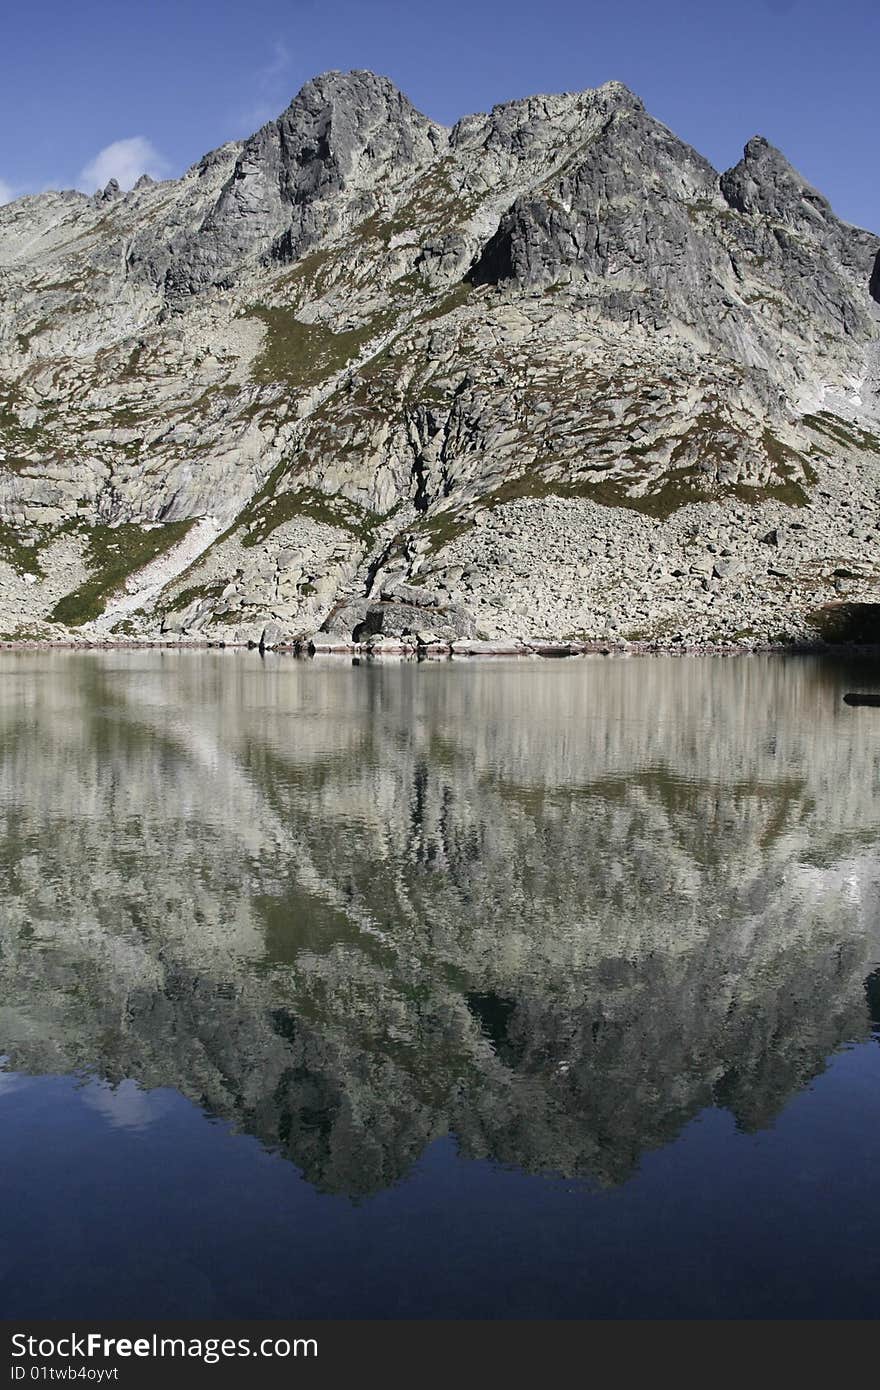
1, 651, 879, 1316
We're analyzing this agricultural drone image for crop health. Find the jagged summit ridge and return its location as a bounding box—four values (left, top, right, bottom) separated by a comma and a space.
721, 134, 834, 225
126, 70, 446, 301
0, 71, 879, 649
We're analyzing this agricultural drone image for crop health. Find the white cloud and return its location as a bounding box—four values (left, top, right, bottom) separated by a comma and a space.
231, 39, 294, 136
259, 39, 290, 87
0, 178, 15, 206
236, 101, 277, 133
77, 136, 169, 194
0, 1063, 24, 1096
82, 1076, 176, 1132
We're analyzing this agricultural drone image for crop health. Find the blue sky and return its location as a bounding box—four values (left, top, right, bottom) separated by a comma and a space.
1, 0, 877, 231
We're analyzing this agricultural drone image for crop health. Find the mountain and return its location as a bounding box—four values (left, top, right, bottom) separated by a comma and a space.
1, 70, 878, 648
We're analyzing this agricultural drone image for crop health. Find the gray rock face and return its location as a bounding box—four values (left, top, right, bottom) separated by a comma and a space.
129, 70, 445, 302
0, 70, 878, 646
95, 178, 122, 203
720, 135, 829, 224
326, 594, 477, 642
720, 135, 880, 327
719, 133, 877, 287
470, 90, 717, 292
469, 113, 876, 367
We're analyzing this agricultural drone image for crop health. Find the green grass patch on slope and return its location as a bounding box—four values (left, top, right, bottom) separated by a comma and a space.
50, 520, 193, 627
418, 282, 473, 323
0, 382, 52, 472
274, 246, 335, 297
242, 487, 391, 548
161, 579, 228, 615
470, 464, 813, 526
802, 412, 880, 454
467, 423, 815, 521
248, 307, 397, 388
0, 523, 46, 577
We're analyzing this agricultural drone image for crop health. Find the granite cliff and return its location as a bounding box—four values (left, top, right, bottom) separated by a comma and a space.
1, 71, 879, 648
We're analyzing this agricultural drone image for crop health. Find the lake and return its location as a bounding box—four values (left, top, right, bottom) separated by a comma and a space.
1, 650, 879, 1319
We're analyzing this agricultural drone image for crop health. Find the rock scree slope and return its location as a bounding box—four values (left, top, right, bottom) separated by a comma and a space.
1, 70, 879, 650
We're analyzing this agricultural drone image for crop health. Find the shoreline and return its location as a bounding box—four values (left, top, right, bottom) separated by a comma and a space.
2, 635, 880, 659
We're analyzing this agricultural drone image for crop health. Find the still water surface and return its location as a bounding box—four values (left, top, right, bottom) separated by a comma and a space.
1, 650, 879, 1318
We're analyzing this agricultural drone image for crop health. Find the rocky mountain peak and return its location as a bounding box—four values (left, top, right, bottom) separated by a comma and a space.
281, 66, 439, 120
720, 133, 833, 229
131, 68, 445, 301
94, 176, 122, 204
1, 72, 879, 651
595, 77, 642, 103
270, 67, 445, 208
